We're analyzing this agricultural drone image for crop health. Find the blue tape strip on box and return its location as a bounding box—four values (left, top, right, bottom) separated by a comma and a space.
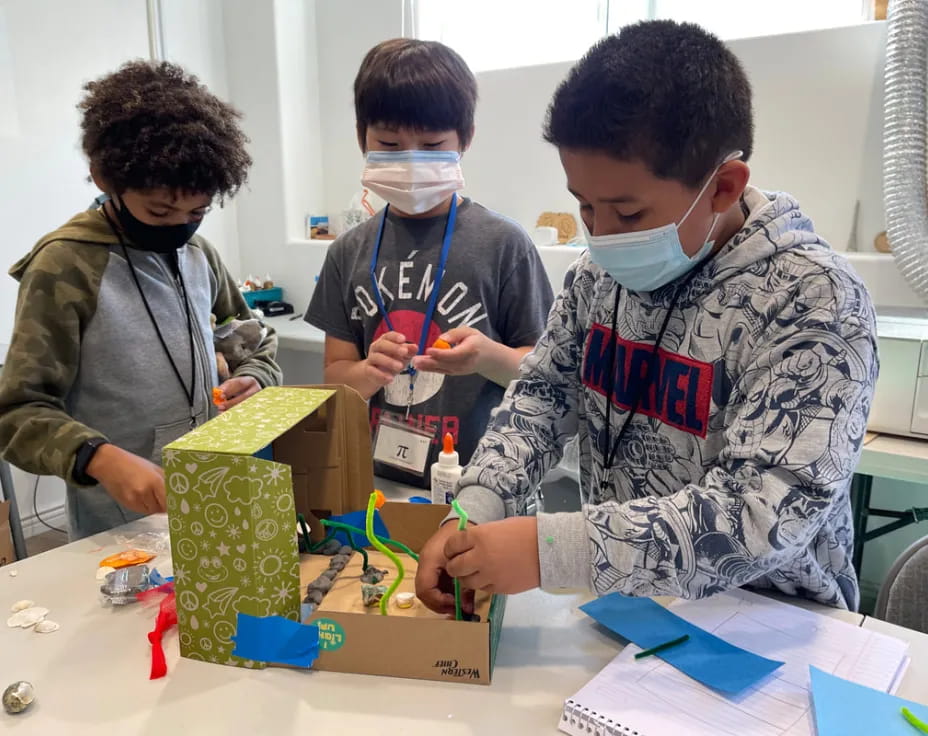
231, 613, 320, 668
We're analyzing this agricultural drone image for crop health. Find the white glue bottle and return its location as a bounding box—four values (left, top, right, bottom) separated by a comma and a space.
431, 433, 462, 505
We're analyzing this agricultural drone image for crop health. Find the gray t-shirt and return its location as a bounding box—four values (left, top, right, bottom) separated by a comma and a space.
306, 197, 554, 487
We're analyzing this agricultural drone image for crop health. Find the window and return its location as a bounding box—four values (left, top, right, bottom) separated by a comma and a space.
617, 0, 874, 40
412, 0, 607, 73
411, 0, 873, 73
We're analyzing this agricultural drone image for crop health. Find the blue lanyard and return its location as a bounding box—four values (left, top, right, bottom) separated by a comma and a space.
368, 195, 458, 368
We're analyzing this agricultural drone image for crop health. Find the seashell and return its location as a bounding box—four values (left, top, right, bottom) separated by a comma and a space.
395, 592, 415, 609
34, 619, 59, 634
18, 607, 49, 628
2, 680, 35, 714
10, 600, 33, 613
6, 612, 26, 627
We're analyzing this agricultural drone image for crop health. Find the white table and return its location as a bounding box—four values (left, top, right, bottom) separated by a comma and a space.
264, 315, 325, 354
2, 491, 924, 734
0, 515, 617, 734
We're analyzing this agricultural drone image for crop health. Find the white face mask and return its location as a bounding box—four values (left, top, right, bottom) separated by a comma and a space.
361, 150, 465, 215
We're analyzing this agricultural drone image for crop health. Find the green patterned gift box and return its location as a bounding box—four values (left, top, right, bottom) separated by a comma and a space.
164, 386, 335, 668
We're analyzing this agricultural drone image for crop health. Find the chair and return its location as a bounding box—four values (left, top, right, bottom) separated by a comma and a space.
874, 535, 928, 634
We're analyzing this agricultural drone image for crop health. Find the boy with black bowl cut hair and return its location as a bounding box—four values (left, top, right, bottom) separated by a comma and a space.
416, 21, 878, 614
307, 39, 553, 489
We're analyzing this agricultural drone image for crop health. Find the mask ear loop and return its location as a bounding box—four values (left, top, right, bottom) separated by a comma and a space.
677, 150, 745, 228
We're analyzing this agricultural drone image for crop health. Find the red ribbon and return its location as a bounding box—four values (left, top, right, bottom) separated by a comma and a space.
139, 584, 177, 680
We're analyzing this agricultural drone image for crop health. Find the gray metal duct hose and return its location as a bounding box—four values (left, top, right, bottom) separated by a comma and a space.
884, 0, 928, 303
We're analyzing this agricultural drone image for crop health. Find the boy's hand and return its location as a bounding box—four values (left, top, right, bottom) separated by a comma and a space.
88, 444, 166, 515
415, 516, 542, 614
365, 332, 416, 387
444, 517, 542, 595
216, 376, 261, 411
411, 327, 490, 376
415, 520, 477, 615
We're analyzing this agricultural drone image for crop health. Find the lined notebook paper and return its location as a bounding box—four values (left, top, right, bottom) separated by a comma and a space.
560, 589, 909, 736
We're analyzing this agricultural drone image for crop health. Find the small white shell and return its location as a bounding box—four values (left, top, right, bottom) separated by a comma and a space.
34, 619, 59, 634
8, 570, 17, 577
17, 607, 48, 628
6, 612, 26, 627
395, 592, 415, 609
10, 600, 34, 613
96, 565, 116, 581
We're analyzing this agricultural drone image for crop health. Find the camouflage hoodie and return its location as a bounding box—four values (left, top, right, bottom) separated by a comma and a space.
0, 208, 281, 538
456, 187, 878, 610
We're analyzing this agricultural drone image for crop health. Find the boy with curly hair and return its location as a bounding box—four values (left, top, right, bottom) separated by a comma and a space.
0, 60, 281, 539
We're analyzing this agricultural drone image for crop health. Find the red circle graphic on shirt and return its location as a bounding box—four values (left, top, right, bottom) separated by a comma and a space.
372, 309, 443, 348
373, 310, 446, 408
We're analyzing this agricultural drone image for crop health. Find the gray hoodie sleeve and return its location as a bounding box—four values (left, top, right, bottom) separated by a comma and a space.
454, 261, 586, 524
457, 265, 877, 603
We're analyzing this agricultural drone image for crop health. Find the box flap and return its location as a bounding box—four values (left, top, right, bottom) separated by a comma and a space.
166, 387, 335, 455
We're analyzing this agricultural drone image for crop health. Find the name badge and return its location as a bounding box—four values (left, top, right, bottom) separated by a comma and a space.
373, 419, 434, 476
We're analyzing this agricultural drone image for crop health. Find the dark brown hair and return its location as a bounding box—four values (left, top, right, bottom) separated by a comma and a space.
545, 20, 753, 187
79, 60, 251, 200
354, 39, 477, 149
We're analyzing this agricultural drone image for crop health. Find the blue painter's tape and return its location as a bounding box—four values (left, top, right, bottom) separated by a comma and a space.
231, 613, 319, 668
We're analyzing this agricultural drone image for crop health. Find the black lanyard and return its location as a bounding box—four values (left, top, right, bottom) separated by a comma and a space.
600, 254, 715, 492
102, 207, 199, 428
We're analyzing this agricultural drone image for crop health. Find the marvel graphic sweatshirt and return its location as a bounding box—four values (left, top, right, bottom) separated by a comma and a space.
456, 187, 878, 610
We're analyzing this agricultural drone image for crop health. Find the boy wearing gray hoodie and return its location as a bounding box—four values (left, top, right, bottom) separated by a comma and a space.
416, 20, 877, 612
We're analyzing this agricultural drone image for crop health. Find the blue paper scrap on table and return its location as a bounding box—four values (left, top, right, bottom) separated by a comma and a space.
579, 593, 783, 693
231, 613, 319, 668
810, 666, 928, 736
325, 509, 389, 548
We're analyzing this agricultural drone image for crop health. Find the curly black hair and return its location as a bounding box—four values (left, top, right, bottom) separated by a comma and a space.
544, 20, 753, 187
79, 60, 251, 200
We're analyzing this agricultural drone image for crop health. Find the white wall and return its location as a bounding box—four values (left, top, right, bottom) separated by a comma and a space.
0, 0, 151, 535
316, 0, 404, 222
160, 0, 243, 273
0, 0, 250, 538
0, 0, 149, 346
218, 0, 337, 314
300, 18, 921, 309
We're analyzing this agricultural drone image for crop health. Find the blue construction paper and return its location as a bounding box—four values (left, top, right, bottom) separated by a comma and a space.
231, 613, 319, 668
325, 509, 389, 548
810, 666, 928, 736
580, 593, 783, 693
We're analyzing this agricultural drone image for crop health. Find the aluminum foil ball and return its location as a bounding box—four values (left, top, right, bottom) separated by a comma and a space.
2, 681, 35, 715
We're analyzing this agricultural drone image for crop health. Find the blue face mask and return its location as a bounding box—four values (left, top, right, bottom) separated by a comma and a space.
585, 152, 741, 292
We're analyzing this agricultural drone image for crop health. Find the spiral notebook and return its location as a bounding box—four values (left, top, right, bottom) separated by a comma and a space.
559, 589, 909, 736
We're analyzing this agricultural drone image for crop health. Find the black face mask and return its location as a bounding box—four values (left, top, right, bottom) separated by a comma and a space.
112, 195, 201, 254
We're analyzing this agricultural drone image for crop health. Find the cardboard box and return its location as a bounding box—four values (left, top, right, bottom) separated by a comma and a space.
302, 501, 506, 685
165, 385, 504, 682
164, 385, 374, 667
0, 501, 14, 567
